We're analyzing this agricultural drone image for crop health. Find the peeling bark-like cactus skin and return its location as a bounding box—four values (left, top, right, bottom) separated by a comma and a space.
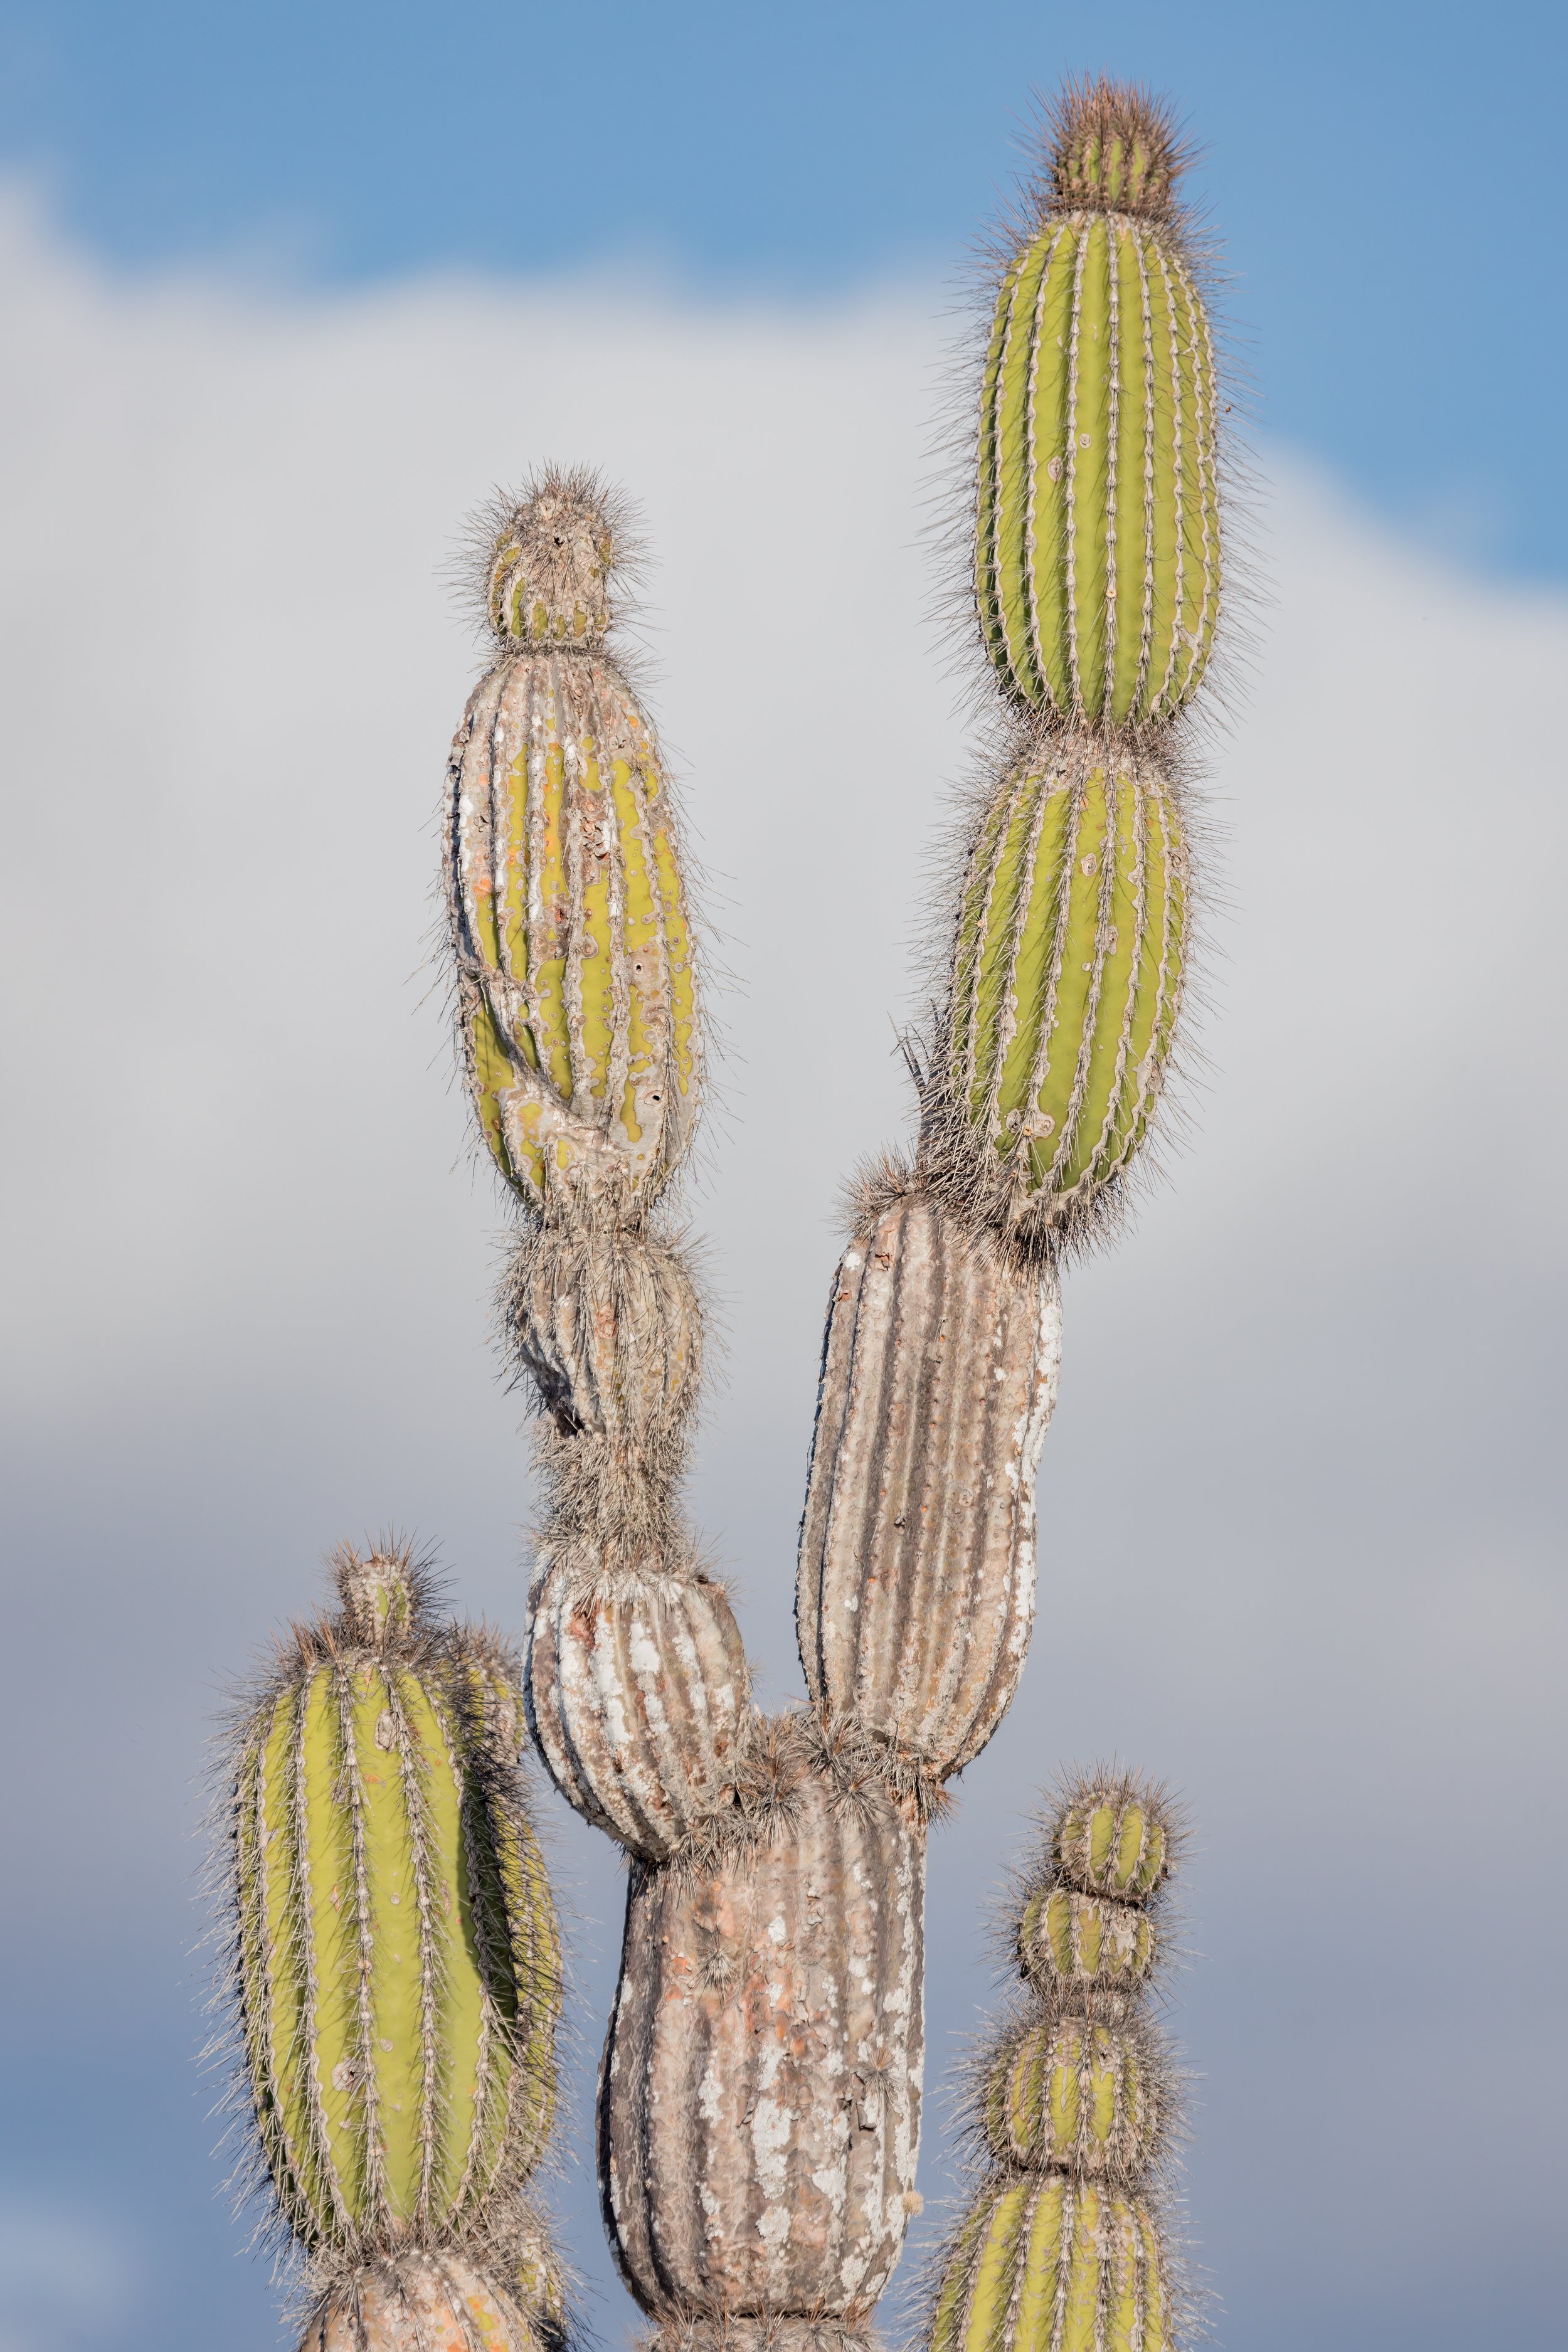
797, 1191, 1061, 1779
921, 1771, 1184, 2352
526, 1561, 753, 1860
598, 1751, 926, 2321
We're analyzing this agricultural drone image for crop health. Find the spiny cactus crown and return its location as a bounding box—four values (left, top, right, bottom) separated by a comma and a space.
1046, 77, 1187, 221
330, 1540, 421, 1645
487, 464, 617, 647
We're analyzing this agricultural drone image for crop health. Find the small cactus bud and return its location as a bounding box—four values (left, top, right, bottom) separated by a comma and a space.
982, 2014, 1163, 2183
1053, 1777, 1174, 1902
485, 465, 615, 647
1019, 1887, 1157, 1996
942, 738, 1187, 1237
930, 2176, 1171, 2352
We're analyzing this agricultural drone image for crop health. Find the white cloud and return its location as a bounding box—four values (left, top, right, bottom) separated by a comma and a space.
0, 186, 1563, 2351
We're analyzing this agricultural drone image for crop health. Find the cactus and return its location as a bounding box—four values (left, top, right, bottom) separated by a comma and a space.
975, 80, 1218, 729
219, 1544, 569, 2352
924, 1775, 1182, 2352
423, 73, 1224, 2352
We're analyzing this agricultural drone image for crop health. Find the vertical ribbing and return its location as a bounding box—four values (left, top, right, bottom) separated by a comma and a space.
1101, 223, 1122, 721
599, 1765, 926, 2320
796, 1194, 1061, 1778
976, 208, 1220, 723
1062, 226, 1090, 711
983, 771, 1057, 1148
444, 647, 699, 1206
527, 1565, 753, 1859
234, 1633, 558, 2254
1132, 230, 1157, 717
1017, 783, 1085, 1179
943, 744, 1188, 1232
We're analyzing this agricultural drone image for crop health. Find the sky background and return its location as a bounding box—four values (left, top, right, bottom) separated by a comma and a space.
0, 7, 1565, 2352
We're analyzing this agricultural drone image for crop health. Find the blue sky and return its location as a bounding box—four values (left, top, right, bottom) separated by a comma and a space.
1, 0, 1564, 573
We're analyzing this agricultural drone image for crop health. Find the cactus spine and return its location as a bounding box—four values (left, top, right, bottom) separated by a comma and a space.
925, 1777, 1182, 2352
220, 1544, 569, 2352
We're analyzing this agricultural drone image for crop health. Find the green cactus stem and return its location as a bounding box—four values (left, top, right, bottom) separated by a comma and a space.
975, 80, 1221, 729
228, 1544, 561, 2257
940, 735, 1187, 1239
930, 2176, 1171, 2352
982, 2015, 1162, 2184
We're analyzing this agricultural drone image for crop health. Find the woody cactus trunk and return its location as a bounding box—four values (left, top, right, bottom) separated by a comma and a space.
437, 77, 1224, 2352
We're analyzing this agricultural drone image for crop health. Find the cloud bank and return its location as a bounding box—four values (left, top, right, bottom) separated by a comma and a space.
0, 185, 1563, 2352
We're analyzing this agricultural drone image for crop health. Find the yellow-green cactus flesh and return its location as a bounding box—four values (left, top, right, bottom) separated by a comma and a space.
977, 213, 1220, 726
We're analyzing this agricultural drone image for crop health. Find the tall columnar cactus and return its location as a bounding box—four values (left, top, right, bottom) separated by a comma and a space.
924, 77, 1222, 1247
219, 1544, 568, 2352
435, 73, 1221, 2352
925, 1776, 1183, 2352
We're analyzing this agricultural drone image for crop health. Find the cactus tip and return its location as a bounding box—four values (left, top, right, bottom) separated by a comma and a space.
481, 461, 633, 649
1042, 76, 1190, 221
329, 1538, 430, 1646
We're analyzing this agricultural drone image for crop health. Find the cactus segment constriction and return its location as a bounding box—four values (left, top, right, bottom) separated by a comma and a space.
975, 88, 1219, 728
944, 739, 1186, 1234
930, 2176, 1170, 2352
598, 1732, 925, 2321
501, 1222, 702, 1448
525, 1561, 753, 1860
445, 473, 699, 1213
796, 1189, 1061, 1780
231, 1547, 560, 2254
